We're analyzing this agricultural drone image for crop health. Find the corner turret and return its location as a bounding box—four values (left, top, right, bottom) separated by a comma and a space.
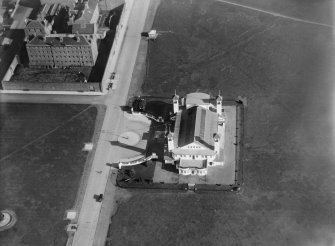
173, 90, 180, 113
213, 133, 220, 153
216, 91, 222, 115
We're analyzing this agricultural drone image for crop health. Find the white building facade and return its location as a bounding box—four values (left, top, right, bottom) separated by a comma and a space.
166, 92, 226, 176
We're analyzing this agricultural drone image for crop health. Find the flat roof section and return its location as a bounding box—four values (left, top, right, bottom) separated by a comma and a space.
185, 92, 211, 106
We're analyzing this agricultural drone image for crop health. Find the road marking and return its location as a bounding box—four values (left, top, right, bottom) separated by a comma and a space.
215, 0, 333, 28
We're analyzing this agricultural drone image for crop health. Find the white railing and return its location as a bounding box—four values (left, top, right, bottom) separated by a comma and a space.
118, 153, 158, 169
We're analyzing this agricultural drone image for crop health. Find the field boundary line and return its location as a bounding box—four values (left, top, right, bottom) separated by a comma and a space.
216, 0, 333, 28
0, 105, 93, 162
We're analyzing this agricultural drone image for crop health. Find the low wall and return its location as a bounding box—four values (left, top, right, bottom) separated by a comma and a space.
117, 181, 188, 191
2, 81, 101, 92
195, 184, 238, 192
235, 100, 245, 186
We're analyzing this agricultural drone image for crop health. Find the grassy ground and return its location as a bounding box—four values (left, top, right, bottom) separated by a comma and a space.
0, 103, 98, 246
108, 0, 335, 245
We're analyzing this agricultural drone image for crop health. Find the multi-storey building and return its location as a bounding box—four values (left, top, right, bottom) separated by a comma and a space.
24, 0, 102, 68
27, 35, 98, 68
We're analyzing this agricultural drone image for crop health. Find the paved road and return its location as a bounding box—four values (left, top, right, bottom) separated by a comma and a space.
71, 0, 151, 245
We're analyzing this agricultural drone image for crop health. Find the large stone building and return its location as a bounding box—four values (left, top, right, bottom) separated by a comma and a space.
25, 0, 103, 68
165, 92, 226, 176
27, 35, 98, 68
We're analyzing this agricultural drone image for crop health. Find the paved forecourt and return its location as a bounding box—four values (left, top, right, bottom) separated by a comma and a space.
70, 0, 151, 245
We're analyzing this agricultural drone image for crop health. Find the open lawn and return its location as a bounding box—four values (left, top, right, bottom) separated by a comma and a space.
0, 103, 99, 246
108, 0, 335, 245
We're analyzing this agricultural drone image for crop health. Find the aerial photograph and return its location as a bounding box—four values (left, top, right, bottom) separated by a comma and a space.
0, 0, 334, 245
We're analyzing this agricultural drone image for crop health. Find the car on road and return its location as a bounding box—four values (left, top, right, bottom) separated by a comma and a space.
96, 194, 103, 202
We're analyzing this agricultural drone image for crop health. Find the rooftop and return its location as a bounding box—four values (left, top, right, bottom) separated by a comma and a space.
72, 23, 95, 34
72, 0, 99, 24
174, 106, 218, 149
186, 92, 211, 106
26, 20, 46, 30
27, 35, 91, 46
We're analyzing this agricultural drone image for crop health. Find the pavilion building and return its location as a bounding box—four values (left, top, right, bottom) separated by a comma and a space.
166, 92, 226, 176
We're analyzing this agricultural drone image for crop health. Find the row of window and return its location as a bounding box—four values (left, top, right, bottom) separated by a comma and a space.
29, 52, 92, 58
29, 47, 91, 51
29, 54, 92, 59
187, 145, 201, 149
53, 46, 91, 49
29, 46, 91, 50
26, 28, 43, 33
53, 52, 92, 57
179, 168, 207, 176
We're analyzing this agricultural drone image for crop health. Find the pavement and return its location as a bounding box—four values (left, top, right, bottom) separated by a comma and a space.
70, 0, 152, 245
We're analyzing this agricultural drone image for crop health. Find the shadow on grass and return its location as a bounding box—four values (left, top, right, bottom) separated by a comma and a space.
109, 140, 145, 153
88, 5, 124, 82
161, 162, 179, 173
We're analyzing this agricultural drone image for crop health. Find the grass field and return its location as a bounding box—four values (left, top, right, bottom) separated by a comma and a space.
0, 103, 98, 246
107, 0, 335, 245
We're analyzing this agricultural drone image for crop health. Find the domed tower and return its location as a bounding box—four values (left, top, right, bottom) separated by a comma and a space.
167, 132, 174, 151
216, 91, 223, 116
172, 90, 180, 114
213, 133, 220, 153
